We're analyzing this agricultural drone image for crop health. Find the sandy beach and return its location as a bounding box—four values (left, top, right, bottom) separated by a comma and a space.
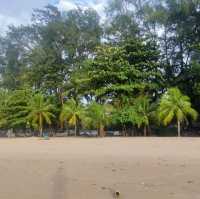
0, 137, 200, 199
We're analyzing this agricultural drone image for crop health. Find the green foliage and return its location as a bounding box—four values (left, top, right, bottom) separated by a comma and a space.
0, 1, 200, 136
105, 0, 140, 42
81, 39, 162, 101
112, 95, 155, 135
0, 89, 10, 128
4, 89, 33, 128
132, 96, 152, 128
60, 99, 85, 135
86, 102, 113, 128
26, 93, 55, 135
158, 88, 198, 135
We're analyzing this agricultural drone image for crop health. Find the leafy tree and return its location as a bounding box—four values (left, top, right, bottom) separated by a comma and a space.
0, 26, 34, 89
4, 89, 33, 129
158, 88, 198, 136
132, 96, 155, 136
28, 6, 102, 104
86, 102, 113, 137
59, 99, 85, 136
26, 93, 55, 137
112, 96, 155, 136
81, 39, 162, 102
105, 0, 139, 42
0, 89, 11, 128
112, 104, 136, 136
142, 0, 200, 87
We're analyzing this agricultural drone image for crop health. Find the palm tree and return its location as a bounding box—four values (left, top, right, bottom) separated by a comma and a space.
86, 102, 113, 137
59, 99, 85, 136
158, 88, 198, 137
27, 94, 55, 137
133, 96, 154, 136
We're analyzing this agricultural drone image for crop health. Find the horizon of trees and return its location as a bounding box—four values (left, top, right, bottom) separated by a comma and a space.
1, 0, 200, 137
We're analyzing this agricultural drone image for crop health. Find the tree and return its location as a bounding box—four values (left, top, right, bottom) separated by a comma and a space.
105, 0, 139, 42
0, 26, 35, 89
0, 89, 10, 128
133, 96, 154, 136
80, 39, 162, 102
28, 6, 102, 104
59, 99, 85, 136
26, 93, 55, 137
3, 89, 34, 129
141, 0, 200, 87
158, 88, 198, 137
86, 102, 113, 137
112, 96, 155, 136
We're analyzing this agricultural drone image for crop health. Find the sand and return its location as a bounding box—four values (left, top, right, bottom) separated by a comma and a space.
0, 137, 200, 199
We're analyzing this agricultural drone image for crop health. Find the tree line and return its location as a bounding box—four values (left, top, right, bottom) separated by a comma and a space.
0, 0, 200, 137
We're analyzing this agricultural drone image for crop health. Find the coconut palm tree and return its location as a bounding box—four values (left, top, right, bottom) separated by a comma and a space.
133, 96, 154, 136
158, 88, 198, 137
59, 99, 85, 136
86, 102, 113, 137
27, 94, 55, 137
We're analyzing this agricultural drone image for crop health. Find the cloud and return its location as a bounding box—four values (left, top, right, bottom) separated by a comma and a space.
57, 0, 77, 11
0, 14, 25, 35
56, 0, 108, 17
0, 0, 50, 33
88, 0, 107, 13
0, 0, 108, 33
0, 0, 50, 17
87, 0, 107, 21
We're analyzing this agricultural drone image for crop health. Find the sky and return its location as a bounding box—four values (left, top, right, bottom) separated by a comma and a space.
0, 0, 107, 33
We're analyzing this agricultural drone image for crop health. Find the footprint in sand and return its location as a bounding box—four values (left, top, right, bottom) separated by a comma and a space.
101, 186, 107, 190
187, 180, 194, 184
51, 165, 67, 199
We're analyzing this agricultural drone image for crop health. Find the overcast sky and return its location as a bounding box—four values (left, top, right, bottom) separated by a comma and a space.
0, 0, 107, 33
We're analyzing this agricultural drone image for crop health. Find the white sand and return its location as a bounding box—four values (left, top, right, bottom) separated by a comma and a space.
0, 137, 200, 199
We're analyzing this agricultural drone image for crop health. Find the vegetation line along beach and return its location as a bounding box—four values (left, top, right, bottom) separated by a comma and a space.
1, 0, 200, 137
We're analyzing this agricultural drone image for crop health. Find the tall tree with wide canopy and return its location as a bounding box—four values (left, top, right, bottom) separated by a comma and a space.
105, 0, 139, 42
28, 6, 102, 104
81, 39, 162, 102
0, 26, 35, 89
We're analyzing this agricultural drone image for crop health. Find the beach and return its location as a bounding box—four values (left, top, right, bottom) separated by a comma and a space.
0, 137, 199, 199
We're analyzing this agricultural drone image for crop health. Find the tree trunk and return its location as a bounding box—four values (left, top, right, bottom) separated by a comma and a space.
99, 124, 105, 137
144, 126, 147, 137
148, 126, 151, 136
39, 113, 43, 137
60, 92, 64, 106
122, 125, 126, 137
60, 121, 64, 130
177, 120, 181, 137
39, 127, 43, 137
74, 121, 77, 137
